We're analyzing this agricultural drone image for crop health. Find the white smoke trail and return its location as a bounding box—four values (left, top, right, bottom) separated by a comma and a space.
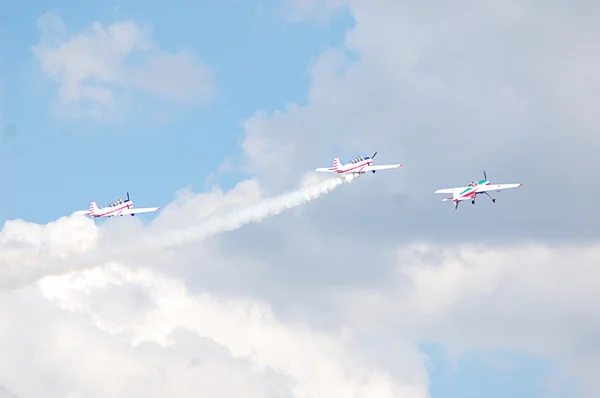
143, 175, 349, 250
0, 175, 352, 290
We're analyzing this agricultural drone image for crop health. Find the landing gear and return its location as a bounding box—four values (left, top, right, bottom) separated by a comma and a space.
131, 214, 135, 216
471, 199, 475, 204
372, 170, 376, 174
484, 191, 496, 203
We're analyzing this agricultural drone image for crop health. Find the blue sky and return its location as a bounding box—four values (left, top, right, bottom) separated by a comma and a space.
0, 0, 352, 224
0, 1, 579, 397
422, 343, 570, 398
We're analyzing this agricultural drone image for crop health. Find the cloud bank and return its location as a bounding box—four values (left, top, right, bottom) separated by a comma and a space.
32, 11, 213, 119
5, 1, 600, 397
0, 174, 431, 398
3, 171, 600, 397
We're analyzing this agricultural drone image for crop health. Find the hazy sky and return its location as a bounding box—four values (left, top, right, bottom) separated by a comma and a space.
1, 1, 598, 397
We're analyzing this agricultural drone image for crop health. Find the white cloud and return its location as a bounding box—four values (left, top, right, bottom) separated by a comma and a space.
37, 264, 427, 398
0, 178, 430, 397
0, 278, 279, 398
6, 1, 600, 397
2, 167, 600, 396
328, 241, 600, 396
32, 11, 213, 120
0, 215, 100, 289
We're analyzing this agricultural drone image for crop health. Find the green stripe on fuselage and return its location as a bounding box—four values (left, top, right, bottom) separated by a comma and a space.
459, 180, 488, 196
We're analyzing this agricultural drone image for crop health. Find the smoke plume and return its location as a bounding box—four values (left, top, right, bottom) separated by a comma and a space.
142, 176, 350, 250
0, 175, 353, 289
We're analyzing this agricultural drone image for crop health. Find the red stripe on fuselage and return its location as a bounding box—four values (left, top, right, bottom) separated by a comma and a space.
93, 202, 134, 217
453, 182, 491, 202
335, 161, 373, 174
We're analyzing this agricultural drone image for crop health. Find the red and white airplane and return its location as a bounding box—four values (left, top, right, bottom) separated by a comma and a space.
74, 192, 160, 218
435, 171, 523, 209
315, 152, 403, 178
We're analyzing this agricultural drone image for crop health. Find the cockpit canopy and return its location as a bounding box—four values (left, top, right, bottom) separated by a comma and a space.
350, 156, 365, 164
468, 180, 480, 187
107, 199, 123, 207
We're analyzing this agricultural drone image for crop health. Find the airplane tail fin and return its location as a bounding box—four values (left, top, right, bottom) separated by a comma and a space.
89, 201, 100, 216
333, 156, 341, 172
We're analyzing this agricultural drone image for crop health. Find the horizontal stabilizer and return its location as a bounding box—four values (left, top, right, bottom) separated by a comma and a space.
72, 210, 90, 215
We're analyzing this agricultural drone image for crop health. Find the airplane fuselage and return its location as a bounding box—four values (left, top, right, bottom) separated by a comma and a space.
73, 192, 160, 218
435, 172, 522, 209
314, 152, 402, 178
92, 201, 134, 218
453, 180, 490, 203
336, 159, 374, 175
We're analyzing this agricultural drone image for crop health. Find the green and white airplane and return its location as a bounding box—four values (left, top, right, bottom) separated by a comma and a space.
435, 171, 522, 209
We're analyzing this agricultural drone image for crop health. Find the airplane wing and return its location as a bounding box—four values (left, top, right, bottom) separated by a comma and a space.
315, 167, 335, 172
364, 164, 403, 172
477, 183, 523, 192
119, 207, 160, 215
434, 187, 468, 194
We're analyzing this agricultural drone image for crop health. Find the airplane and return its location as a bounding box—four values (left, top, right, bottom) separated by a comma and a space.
434, 171, 522, 209
314, 152, 403, 179
73, 192, 160, 218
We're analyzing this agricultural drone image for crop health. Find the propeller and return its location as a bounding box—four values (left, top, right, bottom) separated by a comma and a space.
368, 152, 378, 173
483, 170, 487, 180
